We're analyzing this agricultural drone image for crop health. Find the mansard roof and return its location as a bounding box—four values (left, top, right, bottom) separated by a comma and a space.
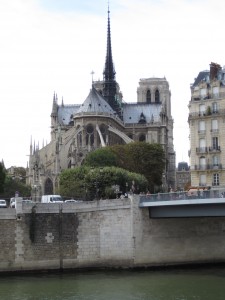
123, 103, 162, 124
76, 86, 115, 115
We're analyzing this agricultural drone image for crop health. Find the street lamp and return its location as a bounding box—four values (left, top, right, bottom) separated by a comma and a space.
162, 173, 166, 193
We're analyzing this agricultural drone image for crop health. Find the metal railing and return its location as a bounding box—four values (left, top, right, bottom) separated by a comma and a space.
193, 164, 222, 170
139, 188, 225, 203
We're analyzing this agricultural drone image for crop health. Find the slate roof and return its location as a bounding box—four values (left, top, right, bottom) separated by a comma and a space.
57, 87, 116, 125
58, 104, 80, 125
123, 103, 162, 124
177, 162, 189, 171
76, 87, 115, 115
57, 87, 163, 126
192, 70, 209, 87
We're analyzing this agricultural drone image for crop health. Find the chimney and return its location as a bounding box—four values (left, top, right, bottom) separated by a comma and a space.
210, 62, 221, 81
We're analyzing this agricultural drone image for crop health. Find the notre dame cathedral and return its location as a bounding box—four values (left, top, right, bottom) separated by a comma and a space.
27, 9, 176, 198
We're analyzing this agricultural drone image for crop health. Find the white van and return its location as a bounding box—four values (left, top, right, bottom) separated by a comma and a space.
41, 195, 63, 203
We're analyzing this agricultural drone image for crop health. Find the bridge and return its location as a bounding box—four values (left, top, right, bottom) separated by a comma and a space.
139, 189, 225, 218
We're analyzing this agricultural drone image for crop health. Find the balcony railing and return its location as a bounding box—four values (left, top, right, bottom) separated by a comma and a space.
209, 146, 221, 152
196, 147, 208, 153
210, 129, 219, 133
198, 130, 206, 135
192, 92, 225, 101
194, 164, 222, 171
188, 108, 225, 119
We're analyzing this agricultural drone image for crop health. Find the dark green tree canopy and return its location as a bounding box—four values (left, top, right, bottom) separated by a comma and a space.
82, 142, 165, 192
59, 166, 148, 200
83, 148, 117, 167
111, 142, 165, 191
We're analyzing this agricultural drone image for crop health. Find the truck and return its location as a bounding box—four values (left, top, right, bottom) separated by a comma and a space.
41, 195, 63, 203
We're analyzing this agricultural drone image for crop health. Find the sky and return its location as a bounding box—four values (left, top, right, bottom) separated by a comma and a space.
0, 0, 225, 169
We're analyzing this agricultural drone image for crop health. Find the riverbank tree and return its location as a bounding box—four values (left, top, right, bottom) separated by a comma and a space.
59, 166, 148, 200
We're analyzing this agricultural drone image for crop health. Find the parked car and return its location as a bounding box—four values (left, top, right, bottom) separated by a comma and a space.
41, 195, 63, 203
0, 200, 7, 208
65, 199, 78, 203
22, 199, 33, 204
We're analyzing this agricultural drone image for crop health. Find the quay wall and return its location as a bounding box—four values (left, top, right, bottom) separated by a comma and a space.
0, 196, 225, 272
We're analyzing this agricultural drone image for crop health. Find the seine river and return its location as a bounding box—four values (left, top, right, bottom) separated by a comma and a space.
1, 266, 225, 300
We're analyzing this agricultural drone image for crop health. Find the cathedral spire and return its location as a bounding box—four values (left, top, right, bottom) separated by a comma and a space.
103, 4, 122, 119
103, 5, 116, 82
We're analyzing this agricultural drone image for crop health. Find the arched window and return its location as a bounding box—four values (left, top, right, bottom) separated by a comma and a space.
44, 178, 53, 195
155, 89, 160, 103
139, 134, 146, 142
146, 90, 151, 103
86, 124, 94, 146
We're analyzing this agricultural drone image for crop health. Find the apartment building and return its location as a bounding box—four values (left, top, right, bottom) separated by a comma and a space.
188, 62, 225, 189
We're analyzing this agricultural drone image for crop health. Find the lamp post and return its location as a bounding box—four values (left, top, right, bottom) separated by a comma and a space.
162, 173, 166, 193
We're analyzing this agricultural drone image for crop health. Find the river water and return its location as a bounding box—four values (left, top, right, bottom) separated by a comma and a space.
1, 266, 225, 300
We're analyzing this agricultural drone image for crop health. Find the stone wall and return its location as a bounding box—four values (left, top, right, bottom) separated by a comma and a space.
1, 196, 225, 272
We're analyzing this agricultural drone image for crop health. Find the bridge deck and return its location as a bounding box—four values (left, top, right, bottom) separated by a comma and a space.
139, 191, 225, 218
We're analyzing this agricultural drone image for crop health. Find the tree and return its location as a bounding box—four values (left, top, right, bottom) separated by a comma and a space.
84, 148, 118, 167
0, 166, 31, 198
3, 176, 31, 198
59, 166, 148, 200
111, 142, 165, 192
0, 162, 6, 194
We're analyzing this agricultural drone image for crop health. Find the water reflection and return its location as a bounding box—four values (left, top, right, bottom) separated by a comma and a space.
0, 267, 225, 300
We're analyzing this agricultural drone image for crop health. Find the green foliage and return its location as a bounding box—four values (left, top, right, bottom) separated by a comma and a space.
59, 166, 148, 200
0, 162, 6, 194
3, 176, 31, 198
83, 148, 118, 167
111, 142, 165, 192
59, 167, 88, 199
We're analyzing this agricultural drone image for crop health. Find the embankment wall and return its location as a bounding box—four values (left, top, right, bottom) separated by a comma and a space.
0, 196, 225, 272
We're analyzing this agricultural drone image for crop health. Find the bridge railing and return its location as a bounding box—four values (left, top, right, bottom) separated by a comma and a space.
140, 189, 225, 203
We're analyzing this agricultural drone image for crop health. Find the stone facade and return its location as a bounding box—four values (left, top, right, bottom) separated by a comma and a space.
1, 197, 225, 272
188, 62, 225, 189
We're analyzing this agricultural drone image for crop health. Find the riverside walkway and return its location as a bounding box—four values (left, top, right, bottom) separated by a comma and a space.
139, 189, 225, 218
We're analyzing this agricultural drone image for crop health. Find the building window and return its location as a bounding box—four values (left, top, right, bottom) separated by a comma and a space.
199, 138, 206, 152
213, 173, 219, 186
155, 89, 160, 103
146, 90, 151, 103
212, 137, 219, 150
212, 87, 219, 99
86, 124, 94, 146
199, 156, 206, 170
200, 174, 206, 186
212, 156, 219, 166
198, 120, 205, 134
200, 88, 206, 99
211, 119, 218, 133
199, 104, 205, 116
212, 102, 218, 113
